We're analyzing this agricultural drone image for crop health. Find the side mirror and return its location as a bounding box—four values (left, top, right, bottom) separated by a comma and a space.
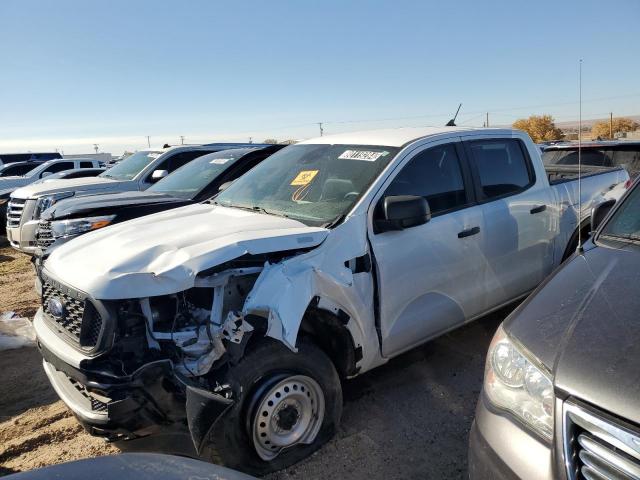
591, 199, 616, 232
375, 195, 431, 233
218, 180, 234, 192
151, 169, 169, 182
40, 171, 52, 178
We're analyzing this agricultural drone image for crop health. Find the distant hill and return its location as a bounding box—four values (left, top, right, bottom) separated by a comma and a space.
555, 115, 640, 130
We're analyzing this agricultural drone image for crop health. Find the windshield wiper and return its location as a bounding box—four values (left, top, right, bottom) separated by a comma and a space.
210, 201, 288, 218
600, 232, 640, 243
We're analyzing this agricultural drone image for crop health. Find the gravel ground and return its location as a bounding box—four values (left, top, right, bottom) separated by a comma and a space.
0, 244, 510, 478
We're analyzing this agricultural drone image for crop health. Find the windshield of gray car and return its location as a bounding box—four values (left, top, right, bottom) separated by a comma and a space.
99, 150, 161, 180
214, 144, 399, 226
149, 148, 255, 199
600, 184, 640, 241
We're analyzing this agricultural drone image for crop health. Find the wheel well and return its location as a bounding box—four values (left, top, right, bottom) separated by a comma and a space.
297, 306, 360, 379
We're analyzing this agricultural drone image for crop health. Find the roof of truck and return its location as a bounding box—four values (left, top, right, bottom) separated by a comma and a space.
298, 126, 517, 147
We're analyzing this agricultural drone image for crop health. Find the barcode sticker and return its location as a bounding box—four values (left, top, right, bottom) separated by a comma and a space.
338, 150, 386, 161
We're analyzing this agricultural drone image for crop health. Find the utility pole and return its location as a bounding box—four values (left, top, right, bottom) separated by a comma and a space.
318, 122, 324, 136
93, 144, 99, 153
180, 136, 185, 145
146, 136, 151, 148
609, 112, 613, 139
486, 112, 489, 128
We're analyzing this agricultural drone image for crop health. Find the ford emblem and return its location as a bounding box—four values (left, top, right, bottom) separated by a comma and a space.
47, 297, 65, 318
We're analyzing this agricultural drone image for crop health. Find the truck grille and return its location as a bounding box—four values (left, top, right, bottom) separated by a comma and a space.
37, 220, 54, 248
7, 198, 26, 228
68, 378, 109, 413
564, 402, 640, 480
42, 279, 103, 349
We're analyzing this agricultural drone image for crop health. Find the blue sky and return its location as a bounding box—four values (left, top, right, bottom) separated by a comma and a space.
1, 0, 639, 154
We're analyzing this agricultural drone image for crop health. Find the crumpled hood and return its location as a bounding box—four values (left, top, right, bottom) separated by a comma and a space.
11, 176, 121, 200
505, 242, 640, 425
45, 203, 329, 299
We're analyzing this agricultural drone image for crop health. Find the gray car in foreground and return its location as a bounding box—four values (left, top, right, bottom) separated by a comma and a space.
469, 179, 640, 479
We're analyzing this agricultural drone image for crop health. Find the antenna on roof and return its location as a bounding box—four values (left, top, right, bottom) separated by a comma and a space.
446, 103, 462, 126
577, 59, 584, 255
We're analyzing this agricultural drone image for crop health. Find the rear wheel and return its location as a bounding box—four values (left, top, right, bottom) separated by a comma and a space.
204, 339, 342, 476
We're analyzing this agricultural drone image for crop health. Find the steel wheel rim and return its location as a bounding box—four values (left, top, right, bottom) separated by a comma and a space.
251, 374, 325, 461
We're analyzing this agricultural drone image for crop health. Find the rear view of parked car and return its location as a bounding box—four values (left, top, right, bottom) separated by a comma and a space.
543, 140, 640, 178
469, 178, 640, 479
35, 145, 283, 253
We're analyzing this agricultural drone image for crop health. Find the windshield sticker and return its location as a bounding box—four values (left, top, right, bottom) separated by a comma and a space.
148, 152, 162, 159
338, 150, 387, 161
290, 170, 319, 186
210, 158, 231, 164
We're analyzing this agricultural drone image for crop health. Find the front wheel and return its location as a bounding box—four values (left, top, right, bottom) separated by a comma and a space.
203, 339, 342, 476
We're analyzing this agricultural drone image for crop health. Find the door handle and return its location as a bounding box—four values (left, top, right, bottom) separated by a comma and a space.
530, 205, 547, 214
458, 226, 480, 238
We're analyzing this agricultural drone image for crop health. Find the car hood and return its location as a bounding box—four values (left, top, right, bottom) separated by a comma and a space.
505, 242, 640, 425
45, 203, 329, 299
43, 191, 185, 220
0, 176, 31, 194
10, 176, 123, 200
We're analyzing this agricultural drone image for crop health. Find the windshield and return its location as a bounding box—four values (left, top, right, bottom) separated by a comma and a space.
600, 184, 640, 241
99, 150, 161, 180
215, 144, 399, 226
149, 149, 253, 199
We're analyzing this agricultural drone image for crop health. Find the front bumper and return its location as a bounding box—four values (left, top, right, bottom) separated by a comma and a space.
6, 218, 39, 254
469, 392, 556, 480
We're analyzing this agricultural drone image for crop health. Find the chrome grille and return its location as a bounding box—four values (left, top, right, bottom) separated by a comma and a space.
37, 220, 54, 248
564, 402, 640, 480
7, 198, 26, 228
41, 280, 103, 348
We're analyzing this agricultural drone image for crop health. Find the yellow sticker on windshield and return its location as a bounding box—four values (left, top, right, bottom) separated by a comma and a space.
290, 170, 319, 186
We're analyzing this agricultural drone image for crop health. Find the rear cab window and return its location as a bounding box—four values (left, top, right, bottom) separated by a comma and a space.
466, 139, 534, 201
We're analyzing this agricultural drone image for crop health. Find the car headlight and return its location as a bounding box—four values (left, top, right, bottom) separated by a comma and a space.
34, 192, 74, 218
50, 215, 116, 238
484, 326, 554, 441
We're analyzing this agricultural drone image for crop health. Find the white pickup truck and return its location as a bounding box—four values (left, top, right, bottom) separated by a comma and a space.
34, 127, 628, 475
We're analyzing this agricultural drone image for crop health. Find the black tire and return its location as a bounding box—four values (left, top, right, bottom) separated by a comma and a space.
203, 338, 342, 476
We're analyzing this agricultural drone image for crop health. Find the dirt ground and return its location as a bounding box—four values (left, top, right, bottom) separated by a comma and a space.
0, 246, 117, 476
0, 243, 508, 478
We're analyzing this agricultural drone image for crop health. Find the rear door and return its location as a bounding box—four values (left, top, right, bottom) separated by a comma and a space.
369, 139, 488, 357
464, 138, 554, 305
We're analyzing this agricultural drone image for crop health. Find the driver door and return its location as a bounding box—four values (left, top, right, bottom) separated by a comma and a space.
369, 140, 487, 357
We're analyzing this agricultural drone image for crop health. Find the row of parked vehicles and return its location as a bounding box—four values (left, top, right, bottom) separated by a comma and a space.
4, 128, 640, 478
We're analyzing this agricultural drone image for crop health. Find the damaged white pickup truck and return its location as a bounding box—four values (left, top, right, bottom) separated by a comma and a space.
33, 127, 629, 474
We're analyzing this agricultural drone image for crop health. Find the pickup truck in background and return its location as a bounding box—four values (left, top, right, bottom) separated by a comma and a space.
0, 158, 102, 229
6, 143, 265, 254
34, 127, 629, 475
543, 140, 640, 178
35, 145, 284, 253
469, 177, 640, 480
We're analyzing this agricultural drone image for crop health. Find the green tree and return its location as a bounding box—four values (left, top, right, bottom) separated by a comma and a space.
513, 115, 564, 143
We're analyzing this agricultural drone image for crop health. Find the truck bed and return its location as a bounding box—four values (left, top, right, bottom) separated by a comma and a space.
545, 164, 626, 185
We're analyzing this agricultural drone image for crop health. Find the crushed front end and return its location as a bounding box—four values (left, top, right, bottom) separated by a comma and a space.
34, 262, 263, 445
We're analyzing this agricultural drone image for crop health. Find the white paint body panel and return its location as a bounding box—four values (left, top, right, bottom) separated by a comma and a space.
41, 128, 630, 374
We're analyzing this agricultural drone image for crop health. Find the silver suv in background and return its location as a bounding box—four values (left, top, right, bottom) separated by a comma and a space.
6, 143, 260, 253
0, 158, 102, 230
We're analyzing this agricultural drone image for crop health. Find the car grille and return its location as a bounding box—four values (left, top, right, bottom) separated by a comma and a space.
68, 377, 109, 413
7, 198, 26, 228
42, 278, 103, 349
564, 401, 640, 480
37, 220, 54, 248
